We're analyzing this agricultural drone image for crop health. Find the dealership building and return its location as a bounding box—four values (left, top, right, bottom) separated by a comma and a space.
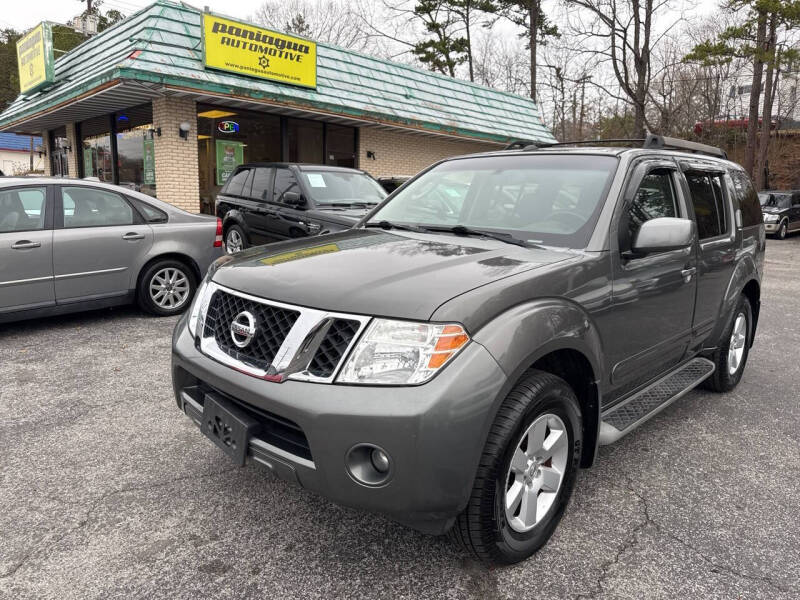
0, 0, 554, 214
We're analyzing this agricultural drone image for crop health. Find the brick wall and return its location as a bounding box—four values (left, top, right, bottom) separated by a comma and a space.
153, 96, 200, 213
65, 122, 79, 177
357, 127, 501, 178
41, 131, 51, 176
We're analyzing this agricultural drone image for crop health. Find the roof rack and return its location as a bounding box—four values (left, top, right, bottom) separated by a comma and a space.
518, 134, 727, 159
504, 139, 538, 150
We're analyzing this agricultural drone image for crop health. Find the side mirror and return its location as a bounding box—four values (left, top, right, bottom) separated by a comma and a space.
283, 191, 306, 207
632, 217, 695, 254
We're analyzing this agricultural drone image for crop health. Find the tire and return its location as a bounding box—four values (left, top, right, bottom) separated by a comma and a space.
137, 259, 197, 317
225, 224, 248, 254
450, 370, 583, 565
702, 294, 752, 392
777, 220, 788, 240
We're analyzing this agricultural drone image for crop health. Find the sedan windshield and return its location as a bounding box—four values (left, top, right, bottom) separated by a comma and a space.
299, 170, 387, 205
367, 154, 618, 247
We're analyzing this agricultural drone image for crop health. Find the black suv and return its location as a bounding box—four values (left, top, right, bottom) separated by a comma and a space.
759, 189, 800, 239
216, 163, 387, 253
174, 135, 764, 565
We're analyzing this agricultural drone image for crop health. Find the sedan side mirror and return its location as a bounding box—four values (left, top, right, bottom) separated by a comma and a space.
283, 191, 306, 207
632, 217, 695, 254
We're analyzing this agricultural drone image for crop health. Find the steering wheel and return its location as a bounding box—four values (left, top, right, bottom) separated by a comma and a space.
547, 211, 586, 229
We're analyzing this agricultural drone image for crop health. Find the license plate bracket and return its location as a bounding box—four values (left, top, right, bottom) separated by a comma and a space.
201, 393, 259, 466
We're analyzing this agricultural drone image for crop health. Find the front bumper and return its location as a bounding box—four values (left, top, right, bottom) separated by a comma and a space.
171, 318, 507, 534
764, 222, 780, 233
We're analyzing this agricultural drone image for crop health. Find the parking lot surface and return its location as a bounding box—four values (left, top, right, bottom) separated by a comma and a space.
1, 238, 799, 600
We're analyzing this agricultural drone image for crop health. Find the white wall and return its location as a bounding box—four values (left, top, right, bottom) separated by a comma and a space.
0, 149, 43, 175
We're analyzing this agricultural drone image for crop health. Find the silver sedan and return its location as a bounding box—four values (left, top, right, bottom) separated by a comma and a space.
0, 177, 224, 323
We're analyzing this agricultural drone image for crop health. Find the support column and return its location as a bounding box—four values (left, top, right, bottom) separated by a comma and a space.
152, 96, 200, 213
65, 122, 79, 177
41, 131, 51, 176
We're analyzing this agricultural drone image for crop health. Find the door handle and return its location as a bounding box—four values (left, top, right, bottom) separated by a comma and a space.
11, 240, 41, 250
681, 267, 697, 282
122, 232, 145, 241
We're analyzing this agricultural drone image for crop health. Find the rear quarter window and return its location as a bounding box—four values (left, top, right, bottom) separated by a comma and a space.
729, 170, 762, 227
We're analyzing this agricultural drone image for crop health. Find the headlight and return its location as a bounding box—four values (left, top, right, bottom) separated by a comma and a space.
337, 319, 470, 385
187, 277, 214, 338
763, 213, 779, 223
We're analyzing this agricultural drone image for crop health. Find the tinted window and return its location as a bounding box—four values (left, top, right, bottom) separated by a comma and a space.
369, 154, 618, 248
0, 187, 46, 232
626, 171, 679, 244
223, 168, 252, 197
250, 167, 272, 201
273, 168, 300, 203
62, 187, 134, 228
793, 193, 800, 206
729, 170, 762, 227
131, 198, 168, 223
686, 173, 727, 239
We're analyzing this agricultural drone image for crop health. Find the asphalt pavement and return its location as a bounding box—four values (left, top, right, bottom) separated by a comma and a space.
1, 238, 799, 599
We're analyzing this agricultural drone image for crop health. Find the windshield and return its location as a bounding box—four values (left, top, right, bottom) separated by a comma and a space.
299, 170, 387, 205
367, 154, 618, 247
759, 193, 790, 209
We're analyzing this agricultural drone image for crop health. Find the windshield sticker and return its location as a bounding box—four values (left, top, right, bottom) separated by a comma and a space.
307, 173, 327, 187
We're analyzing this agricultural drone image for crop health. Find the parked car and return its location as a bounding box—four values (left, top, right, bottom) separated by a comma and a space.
759, 190, 800, 239
173, 135, 764, 565
0, 178, 223, 323
377, 175, 411, 194
216, 163, 387, 253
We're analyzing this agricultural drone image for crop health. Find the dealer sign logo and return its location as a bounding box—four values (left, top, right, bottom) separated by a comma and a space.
230, 311, 257, 348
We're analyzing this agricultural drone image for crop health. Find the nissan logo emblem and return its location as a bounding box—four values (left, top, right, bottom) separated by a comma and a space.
230, 310, 257, 348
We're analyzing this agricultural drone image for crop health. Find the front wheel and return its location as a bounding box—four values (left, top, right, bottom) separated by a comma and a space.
703, 294, 752, 392
450, 370, 582, 565
137, 260, 196, 317
777, 220, 788, 240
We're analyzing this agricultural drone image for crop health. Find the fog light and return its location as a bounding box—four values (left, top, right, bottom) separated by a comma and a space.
346, 444, 393, 487
370, 448, 390, 473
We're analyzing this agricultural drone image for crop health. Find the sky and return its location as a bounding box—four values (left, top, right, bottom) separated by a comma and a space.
0, 0, 268, 31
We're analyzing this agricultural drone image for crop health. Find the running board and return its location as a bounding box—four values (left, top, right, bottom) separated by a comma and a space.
599, 358, 715, 445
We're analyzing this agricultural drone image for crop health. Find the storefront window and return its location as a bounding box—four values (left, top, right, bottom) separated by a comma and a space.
115, 104, 156, 197
49, 126, 69, 177
80, 115, 112, 183
288, 118, 323, 164
326, 123, 356, 167
197, 104, 281, 214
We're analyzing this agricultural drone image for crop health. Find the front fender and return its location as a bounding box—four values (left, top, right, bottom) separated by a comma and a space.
471, 298, 605, 466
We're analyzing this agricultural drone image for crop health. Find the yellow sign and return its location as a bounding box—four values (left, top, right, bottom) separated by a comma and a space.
16, 22, 54, 95
202, 13, 317, 89
259, 243, 339, 266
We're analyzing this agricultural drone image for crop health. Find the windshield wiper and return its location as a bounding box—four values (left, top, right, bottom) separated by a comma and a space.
364, 220, 429, 233
423, 225, 536, 248
319, 201, 378, 208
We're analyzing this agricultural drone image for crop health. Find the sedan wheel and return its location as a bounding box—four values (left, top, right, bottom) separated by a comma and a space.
149, 267, 191, 310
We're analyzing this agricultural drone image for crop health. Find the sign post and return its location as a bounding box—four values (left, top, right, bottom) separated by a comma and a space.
16, 23, 55, 95
201, 13, 317, 89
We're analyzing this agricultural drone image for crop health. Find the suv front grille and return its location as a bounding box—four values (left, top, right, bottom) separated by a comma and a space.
308, 319, 361, 377
204, 290, 300, 370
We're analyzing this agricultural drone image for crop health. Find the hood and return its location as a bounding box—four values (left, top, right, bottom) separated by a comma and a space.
211, 229, 575, 321
760, 205, 786, 214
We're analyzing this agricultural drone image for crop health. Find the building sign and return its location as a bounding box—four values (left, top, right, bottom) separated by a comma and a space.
215, 139, 244, 185
201, 13, 317, 89
143, 138, 156, 185
16, 22, 55, 95
217, 120, 239, 134
83, 146, 94, 176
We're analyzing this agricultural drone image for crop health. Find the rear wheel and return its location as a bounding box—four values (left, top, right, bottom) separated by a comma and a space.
137, 259, 196, 316
225, 225, 247, 254
450, 370, 582, 565
703, 294, 752, 392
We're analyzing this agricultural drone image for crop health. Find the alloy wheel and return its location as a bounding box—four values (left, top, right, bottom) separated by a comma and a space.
504, 413, 569, 533
226, 229, 243, 254
149, 267, 190, 310
727, 312, 747, 375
